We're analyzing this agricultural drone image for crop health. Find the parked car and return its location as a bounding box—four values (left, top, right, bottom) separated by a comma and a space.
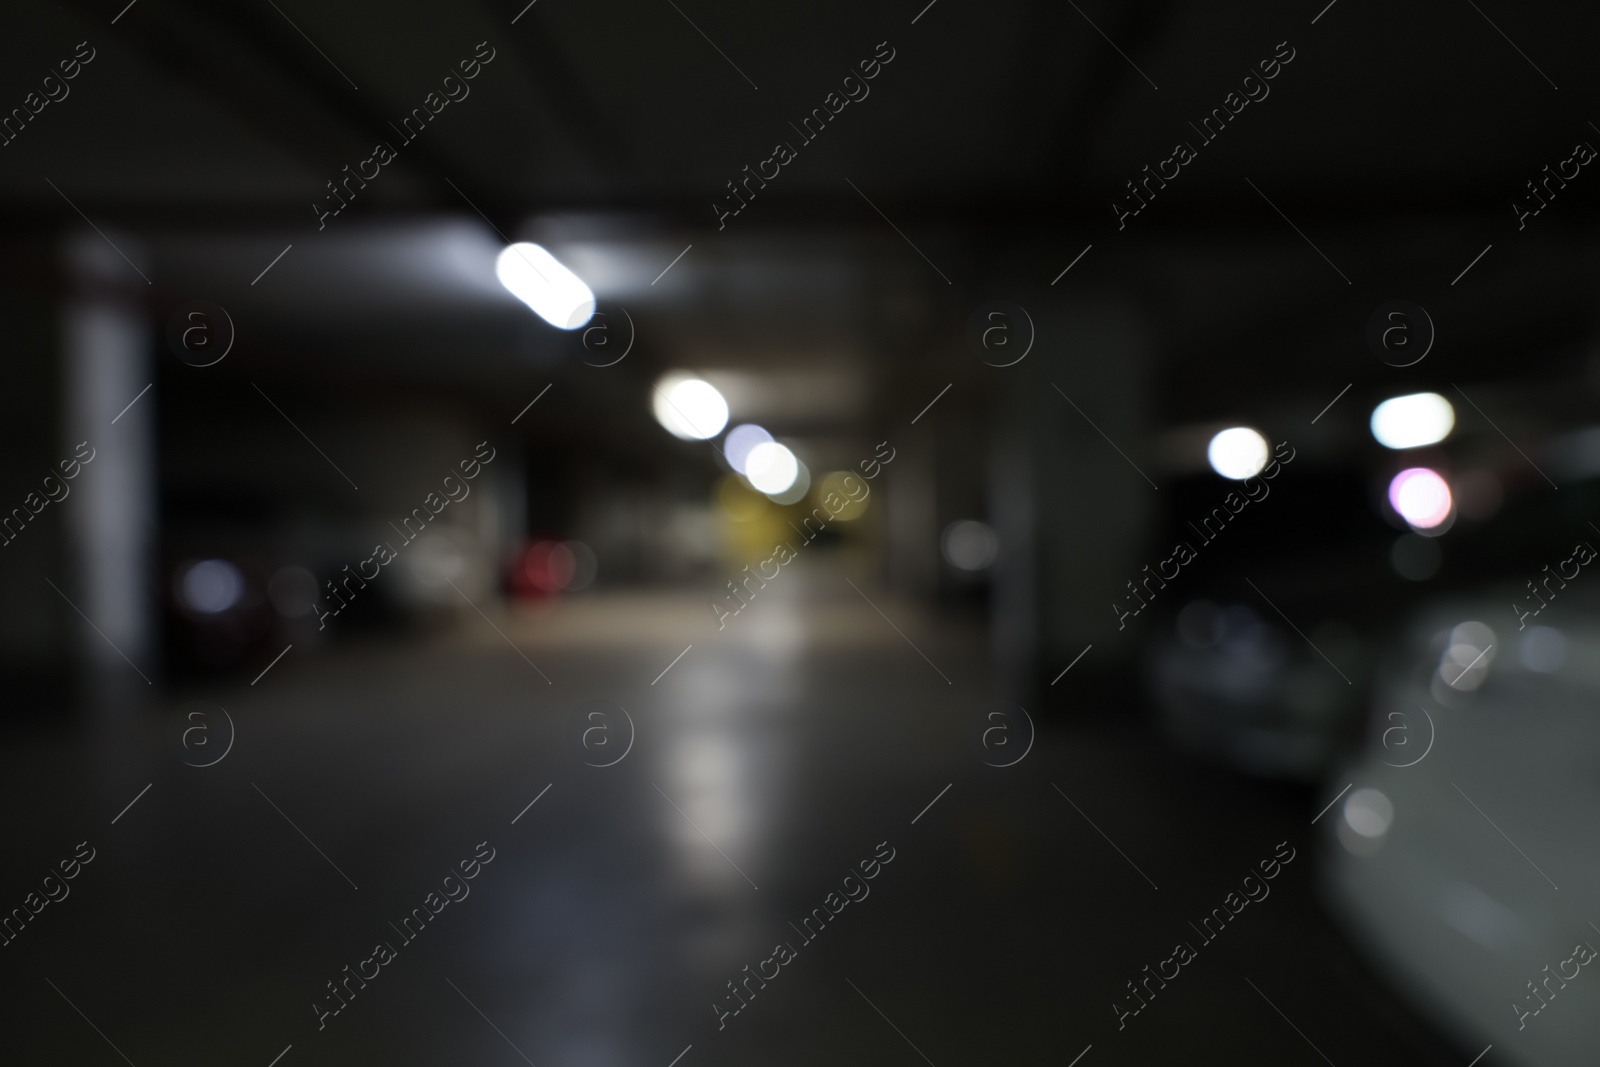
1319, 589, 1600, 1067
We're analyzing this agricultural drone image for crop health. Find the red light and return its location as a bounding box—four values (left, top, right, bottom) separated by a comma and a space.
512, 540, 576, 598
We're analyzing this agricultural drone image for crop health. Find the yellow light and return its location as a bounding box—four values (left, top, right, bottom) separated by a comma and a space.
715, 475, 767, 522
815, 471, 868, 521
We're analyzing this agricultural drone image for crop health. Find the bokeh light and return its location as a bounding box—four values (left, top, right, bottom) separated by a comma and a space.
177, 559, 244, 614
516, 539, 598, 594
942, 520, 998, 571
723, 424, 773, 474
1371, 392, 1454, 450
1206, 427, 1269, 480
1388, 467, 1452, 529
1344, 788, 1394, 839
745, 441, 798, 494
494, 242, 595, 329
652, 376, 729, 440
1440, 621, 1496, 691
716, 474, 768, 522
1520, 626, 1568, 673
815, 471, 868, 520
769, 460, 811, 505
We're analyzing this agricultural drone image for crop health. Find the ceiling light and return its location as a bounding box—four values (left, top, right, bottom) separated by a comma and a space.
177, 559, 244, 614
1388, 468, 1452, 529
652, 376, 729, 440
745, 441, 799, 495
724, 424, 773, 474
769, 459, 810, 505
1371, 392, 1454, 450
495, 242, 595, 329
1207, 427, 1269, 480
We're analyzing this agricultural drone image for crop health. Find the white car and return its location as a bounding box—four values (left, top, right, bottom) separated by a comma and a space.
1320, 594, 1600, 1067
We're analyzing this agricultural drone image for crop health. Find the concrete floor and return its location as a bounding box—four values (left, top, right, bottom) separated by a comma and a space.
1, 558, 1465, 1065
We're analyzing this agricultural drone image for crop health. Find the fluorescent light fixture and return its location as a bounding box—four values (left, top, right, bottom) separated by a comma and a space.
495, 242, 595, 329
769, 459, 810, 505
1206, 427, 1269, 480
652, 375, 729, 440
745, 441, 799, 495
724, 424, 773, 474
1371, 392, 1454, 449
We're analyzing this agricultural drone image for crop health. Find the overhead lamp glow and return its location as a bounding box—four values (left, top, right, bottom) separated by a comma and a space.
1389, 467, 1452, 529
1207, 427, 1270, 480
495, 242, 595, 330
177, 559, 244, 614
724, 424, 773, 474
652, 376, 729, 440
744, 441, 799, 495
1371, 392, 1455, 450
769, 459, 810, 505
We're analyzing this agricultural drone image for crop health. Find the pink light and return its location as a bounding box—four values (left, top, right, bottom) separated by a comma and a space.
1388, 467, 1452, 529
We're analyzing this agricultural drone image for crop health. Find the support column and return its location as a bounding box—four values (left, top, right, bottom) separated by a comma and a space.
62, 232, 158, 705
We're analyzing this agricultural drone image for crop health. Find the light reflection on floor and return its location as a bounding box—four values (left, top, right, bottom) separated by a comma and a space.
0, 558, 1452, 1065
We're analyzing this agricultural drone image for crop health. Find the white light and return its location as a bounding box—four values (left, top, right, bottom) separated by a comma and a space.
652, 376, 729, 440
1520, 626, 1568, 673
942, 520, 998, 571
744, 441, 798, 494
1371, 392, 1454, 450
1343, 788, 1394, 839
724, 424, 773, 474
769, 459, 810, 505
1440, 620, 1496, 690
1207, 427, 1269, 480
178, 559, 243, 614
495, 243, 595, 330
1389, 468, 1452, 529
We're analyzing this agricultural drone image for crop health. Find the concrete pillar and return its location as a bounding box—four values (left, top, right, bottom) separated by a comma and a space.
62, 232, 158, 702
991, 291, 1154, 698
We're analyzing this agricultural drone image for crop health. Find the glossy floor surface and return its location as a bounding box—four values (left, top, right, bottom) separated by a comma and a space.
2, 559, 1460, 1065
